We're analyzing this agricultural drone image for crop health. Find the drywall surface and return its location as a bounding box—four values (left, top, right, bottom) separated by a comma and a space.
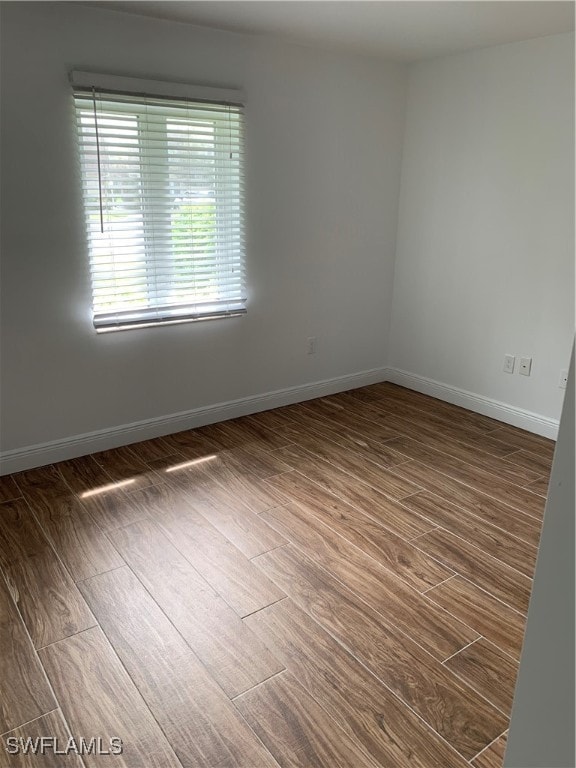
505, 344, 575, 767
0, 3, 407, 452
389, 33, 574, 422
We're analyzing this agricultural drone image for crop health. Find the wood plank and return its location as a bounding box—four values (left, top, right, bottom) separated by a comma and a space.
216, 446, 293, 480
242, 409, 313, 440
0, 579, 56, 734
284, 409, 409, 469
153, 456, 222, 495
281, 400, 338, 421
296, 396, 401, 442
186, 426, 246, 455
425, 576, 526, 660
304, 396, 518, 467
79, 489, 146, 531
122, 436, 176, 463
92, 447, 163, 491
159, 430, 220, 460
0, 499, 48, 569
160, 481, 288, 558
472, 732, 508, 768
126, 481, 204, 518
387, 437, 546, 518
18, 486, 81, 520
55, 457, 113, 495
201, 416, 294, 451
341, 395, 527, 475
4, 550, 96, 648
390, 462, 543, 546
92, 444, 151, 466
169, 414, 288, 456
30, 497, 124, 582
523, 476, 549, 498
346, 382, 494, 428
39, 627, 183, 768
285, 437, 408, 498
79, 567, 279, 768
413, 529, 533, 614
295, 429, 409, 474
504, 449, 553, 477
189, 423, 258, 451
444, 638, 518, 714
287, 392, 369, 419
143, 453, 191, 474
399, 492, 538, 578
240, 408, 299, 439
0, 475, 22, 504
155, 505, 285, 617
14, 466, 66, 494
275, 443, 420, 502
363, 383, 504, 433
386, 431, 541, 486
111, 519, 284, 697
262, 490, 451, 593
0, 710, 83, 767
244, 600, 470, 768
234, 672, 382, 768
257, 404, 341, 443
260, 504, 474, 660
343, 391, 501, 447
158, 449, 290, 489
203, 461, 289, 515
253, 544, 507, 759
266, 469, 435, 541
164, 452, 288, 515
357, 406, 519, 459
485, 424, 555, 460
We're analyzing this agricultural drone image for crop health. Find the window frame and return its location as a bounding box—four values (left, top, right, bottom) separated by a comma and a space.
71, 71, 247, 333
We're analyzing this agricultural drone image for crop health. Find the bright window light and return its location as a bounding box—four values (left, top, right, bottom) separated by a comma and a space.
80, 478, 136, 497
165, 455, 217, 472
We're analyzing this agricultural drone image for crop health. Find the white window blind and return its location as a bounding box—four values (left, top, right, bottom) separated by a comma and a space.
72, 73, 246, 331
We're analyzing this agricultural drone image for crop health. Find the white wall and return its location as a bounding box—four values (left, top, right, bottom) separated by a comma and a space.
1, 5, 572, 466
0, 3, 407, 456
389, 33, 574, 424
505, 344, 575, 767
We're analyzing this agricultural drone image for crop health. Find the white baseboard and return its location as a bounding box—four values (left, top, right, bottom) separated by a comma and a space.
387, 368, 559, 440
1, 364, 558, 476
0, 367, 389, 475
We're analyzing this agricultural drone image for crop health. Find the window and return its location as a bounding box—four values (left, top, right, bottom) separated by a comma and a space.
72, 72, 246, 331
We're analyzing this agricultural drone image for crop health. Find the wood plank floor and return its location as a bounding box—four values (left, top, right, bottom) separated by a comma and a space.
0, 383, 551, 767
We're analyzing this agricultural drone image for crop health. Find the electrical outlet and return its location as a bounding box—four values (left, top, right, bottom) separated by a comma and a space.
503, 354, 515, 374
559, 369, 568, 389
307, 336, 317, 355
519, 357, 532, 376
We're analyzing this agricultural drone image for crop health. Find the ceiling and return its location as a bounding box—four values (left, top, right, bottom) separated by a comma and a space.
88, 1, 575, 62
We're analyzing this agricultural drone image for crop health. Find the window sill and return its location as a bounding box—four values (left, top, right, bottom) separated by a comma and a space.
94, 310, 246, 334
